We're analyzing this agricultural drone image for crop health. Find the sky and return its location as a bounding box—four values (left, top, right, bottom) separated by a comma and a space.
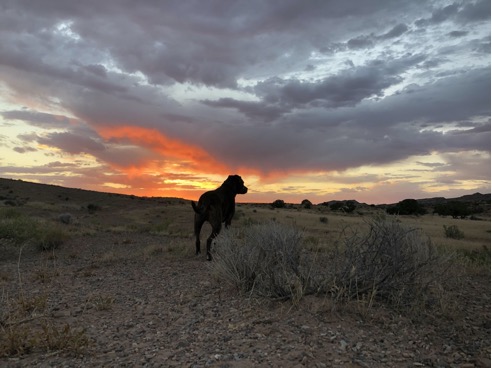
0, 0, 490, 204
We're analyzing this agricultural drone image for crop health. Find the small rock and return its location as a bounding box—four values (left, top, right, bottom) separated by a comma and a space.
52, 310, 71, 318
476, 358, 491, 368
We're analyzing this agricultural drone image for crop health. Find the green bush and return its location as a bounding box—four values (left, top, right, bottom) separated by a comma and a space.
386, 199, 427, 216
443, 224, 464, 240
87, 203, 102, 214
36, 226, 69, 251
0, 213, 38, 245
271, 199, 285, 209
0, 211, 69, 250
330, 201, 357, 213
301, 199, 312, 209
434, 202, 471, 218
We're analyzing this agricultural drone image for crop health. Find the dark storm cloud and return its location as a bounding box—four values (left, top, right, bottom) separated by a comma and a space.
415, 0, 490, 27
0, 0, 489, 185
256, 54, 424, 108
201, 98, 287, 121
196, 67, 490, 174
205, 53, 425, 120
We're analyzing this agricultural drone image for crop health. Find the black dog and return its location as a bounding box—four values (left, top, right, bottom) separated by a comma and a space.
191, 175, 248, 261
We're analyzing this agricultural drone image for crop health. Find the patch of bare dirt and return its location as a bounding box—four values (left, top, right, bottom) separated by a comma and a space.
1, 232, 490, 368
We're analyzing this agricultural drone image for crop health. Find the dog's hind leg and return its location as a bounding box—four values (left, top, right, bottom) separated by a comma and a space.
206, 223, 221, 261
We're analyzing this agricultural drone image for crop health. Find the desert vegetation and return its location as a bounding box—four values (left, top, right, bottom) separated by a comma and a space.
212, 216, 457, 311
0, 178, 490, 366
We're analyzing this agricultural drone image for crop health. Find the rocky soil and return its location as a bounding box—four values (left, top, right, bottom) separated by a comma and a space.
1, 232, 490, 368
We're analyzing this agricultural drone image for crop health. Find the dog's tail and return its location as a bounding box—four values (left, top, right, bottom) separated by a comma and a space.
191, 201, 202, 214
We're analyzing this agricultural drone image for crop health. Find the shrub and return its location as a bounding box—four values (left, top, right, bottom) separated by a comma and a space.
0, 212, 69, 250
271, 199, 285, 209
443, 224, 464, 240
434, 202, 471, 218
301, 199, 312, 209
319, 216, 328, 224
36, 225, 69, 251
59, 213, 73, 224
327, 216, 450, 308
386, 199, 427, 216
330, 201, 357, 213
211, 222, 309, 301
87, 203, 102, 214
0, 214, 38, 245
212, 216, 453, 311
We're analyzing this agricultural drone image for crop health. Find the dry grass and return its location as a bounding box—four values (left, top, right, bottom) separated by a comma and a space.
0, 250, 90, 358
0, 178, 489, 361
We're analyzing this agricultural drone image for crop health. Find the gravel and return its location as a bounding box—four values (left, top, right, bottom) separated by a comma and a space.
1, 233, 490, 367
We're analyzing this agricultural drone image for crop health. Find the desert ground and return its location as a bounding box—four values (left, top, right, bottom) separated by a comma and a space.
0, 178, 490, 367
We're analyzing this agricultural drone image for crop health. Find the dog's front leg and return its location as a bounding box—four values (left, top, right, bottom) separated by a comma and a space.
206, 237, 213, 261
194, 216, 205, 256
195, 238, 201, 255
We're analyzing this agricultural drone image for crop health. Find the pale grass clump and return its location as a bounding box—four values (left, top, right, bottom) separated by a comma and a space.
211, 217, 454, 311
210, 222, 312, 302
326, 216, 454, 309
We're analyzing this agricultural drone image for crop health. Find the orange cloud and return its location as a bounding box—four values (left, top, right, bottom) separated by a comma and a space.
97, 125, 230, 175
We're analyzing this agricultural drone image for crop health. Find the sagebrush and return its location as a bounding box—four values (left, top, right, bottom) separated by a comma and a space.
210, 222, 310, 301
327, 216, 453, 308
211, 217, 453, 310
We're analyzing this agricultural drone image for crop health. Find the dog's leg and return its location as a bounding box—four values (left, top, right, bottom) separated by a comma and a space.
206, 223, 221, 261
194, 216, 205, 255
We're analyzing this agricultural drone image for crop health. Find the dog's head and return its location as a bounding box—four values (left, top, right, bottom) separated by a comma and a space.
224, 175, 248, 195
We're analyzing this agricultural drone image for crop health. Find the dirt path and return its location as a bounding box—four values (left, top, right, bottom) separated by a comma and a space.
1, 233, 490, 367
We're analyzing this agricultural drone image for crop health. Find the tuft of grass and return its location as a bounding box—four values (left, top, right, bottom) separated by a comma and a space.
90, 294, 115, 311
211, 222, 310, 303
0, 211, 69, 251
0, 213, 38, 245
39, 321, 89, 353
0, 322, 89, 357
443, 224, 465, 240
36, 225, 70, 251
141, 244, 165, 260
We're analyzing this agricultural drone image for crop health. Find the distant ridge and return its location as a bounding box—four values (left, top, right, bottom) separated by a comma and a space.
0, 177, 490, 207
318, 193, 490, 208
410, 192, 490, 207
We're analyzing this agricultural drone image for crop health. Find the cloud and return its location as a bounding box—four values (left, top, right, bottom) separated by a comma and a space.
1, 110, 74, 129
379, 23, 409, 39
0, 0, 489, 202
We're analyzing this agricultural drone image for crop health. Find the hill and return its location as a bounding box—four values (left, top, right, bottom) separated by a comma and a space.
0, 177, 489, 209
